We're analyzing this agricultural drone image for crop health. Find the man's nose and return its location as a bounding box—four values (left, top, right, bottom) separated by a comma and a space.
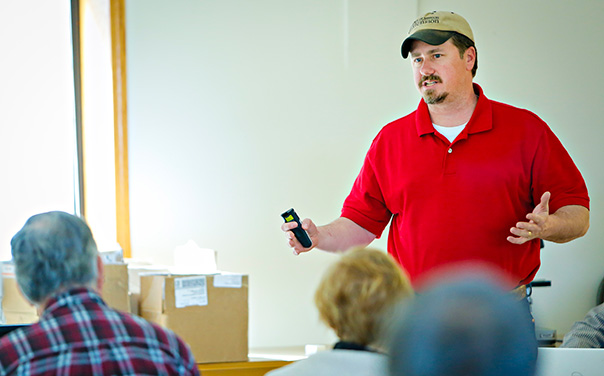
419, 60, 436, 76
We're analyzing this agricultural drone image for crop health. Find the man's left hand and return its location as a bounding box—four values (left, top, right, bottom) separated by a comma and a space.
507, 191, 551, 245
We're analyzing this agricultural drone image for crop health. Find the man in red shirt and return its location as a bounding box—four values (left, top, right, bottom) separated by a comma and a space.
282, 11, 589, 287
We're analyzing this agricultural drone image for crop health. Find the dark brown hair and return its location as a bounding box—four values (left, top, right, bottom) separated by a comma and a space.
450, 33, 478, 77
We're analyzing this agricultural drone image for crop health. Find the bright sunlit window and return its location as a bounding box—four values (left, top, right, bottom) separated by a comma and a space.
0, 1, 78, 260
0, 0, 122, 259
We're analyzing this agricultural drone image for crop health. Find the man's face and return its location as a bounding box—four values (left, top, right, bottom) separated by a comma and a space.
409, 39, 473, 105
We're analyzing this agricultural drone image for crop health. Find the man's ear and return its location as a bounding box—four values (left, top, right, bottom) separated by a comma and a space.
96, 254, 105, 292
465, 46, 476, 71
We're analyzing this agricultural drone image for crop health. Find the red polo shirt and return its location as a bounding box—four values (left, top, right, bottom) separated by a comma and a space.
341, 84, 589, 286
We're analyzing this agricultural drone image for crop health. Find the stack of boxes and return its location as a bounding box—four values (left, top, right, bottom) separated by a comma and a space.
1, 257, 249, 364
0, 258, 132, 324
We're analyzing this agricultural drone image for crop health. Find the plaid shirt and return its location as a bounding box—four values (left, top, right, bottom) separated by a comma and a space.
0, 287, 200, 375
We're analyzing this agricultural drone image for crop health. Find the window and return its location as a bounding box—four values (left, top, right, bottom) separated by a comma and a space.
0, 1, 78, 260
0, 0, 131, 260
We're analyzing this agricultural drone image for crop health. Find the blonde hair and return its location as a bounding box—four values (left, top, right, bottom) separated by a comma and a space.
314, 247, 414, 346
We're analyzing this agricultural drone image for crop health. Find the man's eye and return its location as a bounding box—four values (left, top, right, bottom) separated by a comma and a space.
414, 58, 422, 63
434, 54, 442, 58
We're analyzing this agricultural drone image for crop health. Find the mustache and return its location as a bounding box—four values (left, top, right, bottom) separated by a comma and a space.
419, 75, 442, 86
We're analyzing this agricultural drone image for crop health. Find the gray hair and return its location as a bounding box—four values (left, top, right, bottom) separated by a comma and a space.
388, 276, 538, 376
10, 211, 99, 304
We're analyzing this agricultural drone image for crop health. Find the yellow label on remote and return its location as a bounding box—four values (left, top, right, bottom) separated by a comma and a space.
285, 215, 294, 222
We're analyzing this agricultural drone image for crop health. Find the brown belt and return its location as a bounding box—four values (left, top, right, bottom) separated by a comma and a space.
510, 284, 527, 300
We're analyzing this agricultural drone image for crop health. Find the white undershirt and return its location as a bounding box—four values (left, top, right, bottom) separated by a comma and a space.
433, 122, 467, 143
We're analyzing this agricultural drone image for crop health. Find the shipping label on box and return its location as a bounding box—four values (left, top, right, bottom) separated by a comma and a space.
174, 276, 208, 308
140, 273, 248, 364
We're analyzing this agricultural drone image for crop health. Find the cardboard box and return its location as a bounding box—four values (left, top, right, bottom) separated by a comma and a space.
1, 262, 38, 324
140, 273, 248, 363
129, 292, 140, 316
1, 260, 130, 324
126, 263, 171, 317
101, 263, 130, 313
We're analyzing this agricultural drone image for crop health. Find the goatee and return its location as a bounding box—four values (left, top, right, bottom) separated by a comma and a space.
423, 90, 448, 104
419, 75, 447, 104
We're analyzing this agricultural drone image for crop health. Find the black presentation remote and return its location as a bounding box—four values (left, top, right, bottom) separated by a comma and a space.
281, 208, 313, 248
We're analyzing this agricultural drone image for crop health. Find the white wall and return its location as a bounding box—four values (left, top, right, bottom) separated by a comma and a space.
126, 0, 604, 347
126, 0, 416, 347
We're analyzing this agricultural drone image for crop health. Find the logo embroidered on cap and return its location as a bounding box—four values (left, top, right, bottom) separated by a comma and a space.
409, 16, 441, 33
409, 16, 440, 33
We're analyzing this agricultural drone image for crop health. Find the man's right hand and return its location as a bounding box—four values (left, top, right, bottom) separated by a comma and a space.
281, 217, 377, 256
282, 218, 318, 255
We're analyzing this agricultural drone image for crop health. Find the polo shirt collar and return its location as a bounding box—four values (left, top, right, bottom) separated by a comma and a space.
416, 83, 493, 137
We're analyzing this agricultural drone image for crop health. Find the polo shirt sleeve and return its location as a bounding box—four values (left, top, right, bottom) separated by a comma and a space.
341, 139, 392, 237
531, 119, 590, 214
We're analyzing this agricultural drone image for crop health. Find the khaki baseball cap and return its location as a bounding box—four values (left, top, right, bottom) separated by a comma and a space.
401, 11, 474, 58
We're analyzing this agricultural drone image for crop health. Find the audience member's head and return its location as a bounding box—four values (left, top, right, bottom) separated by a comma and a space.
314, 247, 414, 348
388, 273, 538, 376
11, 211, 100, 305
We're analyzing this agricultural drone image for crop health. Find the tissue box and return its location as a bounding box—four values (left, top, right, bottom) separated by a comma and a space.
140, 273, 248, 363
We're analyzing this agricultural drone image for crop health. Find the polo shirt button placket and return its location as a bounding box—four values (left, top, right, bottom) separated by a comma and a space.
443, 145, 456, 175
